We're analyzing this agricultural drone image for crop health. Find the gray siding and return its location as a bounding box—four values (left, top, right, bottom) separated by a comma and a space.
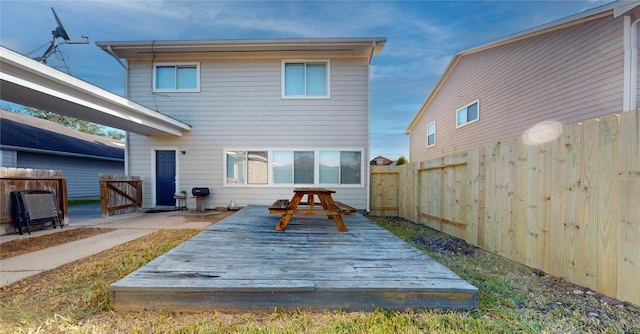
17, 152, 124, 199
1, 149, 16, 167
127, 59, 370, 209
410, 14, 627, 162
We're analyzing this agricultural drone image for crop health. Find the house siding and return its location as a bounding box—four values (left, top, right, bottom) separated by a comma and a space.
1, 149, 16, 167
410, 14, 626, 162
127, 58, 370, 209
17, 152, 124, 199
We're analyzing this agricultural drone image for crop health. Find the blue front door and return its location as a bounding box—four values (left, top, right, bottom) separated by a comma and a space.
156, 150, 176, 206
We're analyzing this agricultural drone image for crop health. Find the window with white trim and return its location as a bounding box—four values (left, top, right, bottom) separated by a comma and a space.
282, 61, 329, 98
153, 63, 200, 92
224, 149, 363, 186
273, 151, 315, 184
226, 151, 268, 184
319, 151, 361, 185
427, 121, 436, 147
456, 100, 479, 127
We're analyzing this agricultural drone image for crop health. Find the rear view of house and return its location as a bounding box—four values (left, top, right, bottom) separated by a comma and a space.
97, 38, 385, 210
406, 1, 640, 161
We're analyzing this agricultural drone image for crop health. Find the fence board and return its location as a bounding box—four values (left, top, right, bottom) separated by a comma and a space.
617, 110, 640, 304
562, 122, 583, 282
369, 109, 640, 306
596, 115, 620, 297
529, 142, 552, 271
577, 118, 598, 288
511, 137, 528, 264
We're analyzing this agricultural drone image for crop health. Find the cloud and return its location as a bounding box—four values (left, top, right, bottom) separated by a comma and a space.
1, 0, 606, 161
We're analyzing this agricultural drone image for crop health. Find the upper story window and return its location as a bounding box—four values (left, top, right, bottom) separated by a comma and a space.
456, 100, 479, 128
282, 60, 330, 98
427, 121, 436, 147
153, 63, 200, 92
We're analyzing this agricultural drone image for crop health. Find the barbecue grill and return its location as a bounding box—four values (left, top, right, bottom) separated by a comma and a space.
191, 187, 210, 197
191, 187, 210, 212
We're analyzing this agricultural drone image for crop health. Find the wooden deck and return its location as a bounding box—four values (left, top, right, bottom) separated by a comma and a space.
109, 206, 478, 312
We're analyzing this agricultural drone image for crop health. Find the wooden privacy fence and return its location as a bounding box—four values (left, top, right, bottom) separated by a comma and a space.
0, 167, 68, 235
370, 110, 639, 306
99, 174, 142, 217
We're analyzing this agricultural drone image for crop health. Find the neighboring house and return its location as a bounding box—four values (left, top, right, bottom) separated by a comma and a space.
0, 110, 125, 199
97, 38, 386, 210
370, 156, 395, 166
405, 1, 640, 162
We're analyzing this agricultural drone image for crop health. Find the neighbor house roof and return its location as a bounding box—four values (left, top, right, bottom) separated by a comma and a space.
405, 0, 639, 134
96, 37, 386, 63
369, 156, 395, 166
0, 46, 192, 136
0, 110, 124, 161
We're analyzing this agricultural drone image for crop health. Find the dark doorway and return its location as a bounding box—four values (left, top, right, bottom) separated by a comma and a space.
156, 150, 176, 206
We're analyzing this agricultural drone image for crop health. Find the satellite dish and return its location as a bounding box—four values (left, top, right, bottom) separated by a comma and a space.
34, 7, 89, 64
51, 8, 71, 41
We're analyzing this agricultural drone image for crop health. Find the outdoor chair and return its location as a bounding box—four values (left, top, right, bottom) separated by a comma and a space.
11, 189, 63, 235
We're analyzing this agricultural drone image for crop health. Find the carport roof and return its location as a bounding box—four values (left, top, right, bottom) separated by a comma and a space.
0, 46, 191, 136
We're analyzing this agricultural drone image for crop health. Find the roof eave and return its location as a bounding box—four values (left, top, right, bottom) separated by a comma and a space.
96, 37, 387, 61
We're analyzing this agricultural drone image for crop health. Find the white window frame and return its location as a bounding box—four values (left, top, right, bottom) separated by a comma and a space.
427, 121, 436, 147
153, 62, 200, 93
224, 150, 270, 186
223, 148, 364, 188
281, 60, 331, 99
456, 99, 480, 128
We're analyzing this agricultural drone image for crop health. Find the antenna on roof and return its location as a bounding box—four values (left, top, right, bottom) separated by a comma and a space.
34, 7, 89, 64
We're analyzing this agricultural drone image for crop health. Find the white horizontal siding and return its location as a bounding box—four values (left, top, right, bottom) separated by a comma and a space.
127, 58, 370, 209
411, 14, 625, 162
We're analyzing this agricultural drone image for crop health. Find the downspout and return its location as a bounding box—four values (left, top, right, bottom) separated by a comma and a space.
106, 45, 127, 69
124, 132, 129, 175
366, 41, 377, 212
623, 15, 640, 112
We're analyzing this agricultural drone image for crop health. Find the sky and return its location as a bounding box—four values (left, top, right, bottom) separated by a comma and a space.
0, 0, 614, 161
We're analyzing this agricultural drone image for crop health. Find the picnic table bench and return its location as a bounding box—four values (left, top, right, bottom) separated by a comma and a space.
269, 188, 356, 232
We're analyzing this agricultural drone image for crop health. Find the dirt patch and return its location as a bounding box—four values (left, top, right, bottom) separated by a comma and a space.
412, 236, 476, 255
0, 228, 114, 259
384, 216, 418, 225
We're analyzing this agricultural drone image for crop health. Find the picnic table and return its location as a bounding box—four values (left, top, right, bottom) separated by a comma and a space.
269, 187, 356, 232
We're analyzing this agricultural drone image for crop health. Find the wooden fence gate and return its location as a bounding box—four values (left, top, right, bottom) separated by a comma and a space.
99, 174, 142, 217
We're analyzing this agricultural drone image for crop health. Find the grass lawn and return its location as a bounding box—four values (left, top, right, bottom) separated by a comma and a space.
1, 217, 638, 333
68, 199, 101, 206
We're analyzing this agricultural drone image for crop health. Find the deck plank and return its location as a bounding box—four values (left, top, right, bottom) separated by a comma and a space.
110, 205, 478, 311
